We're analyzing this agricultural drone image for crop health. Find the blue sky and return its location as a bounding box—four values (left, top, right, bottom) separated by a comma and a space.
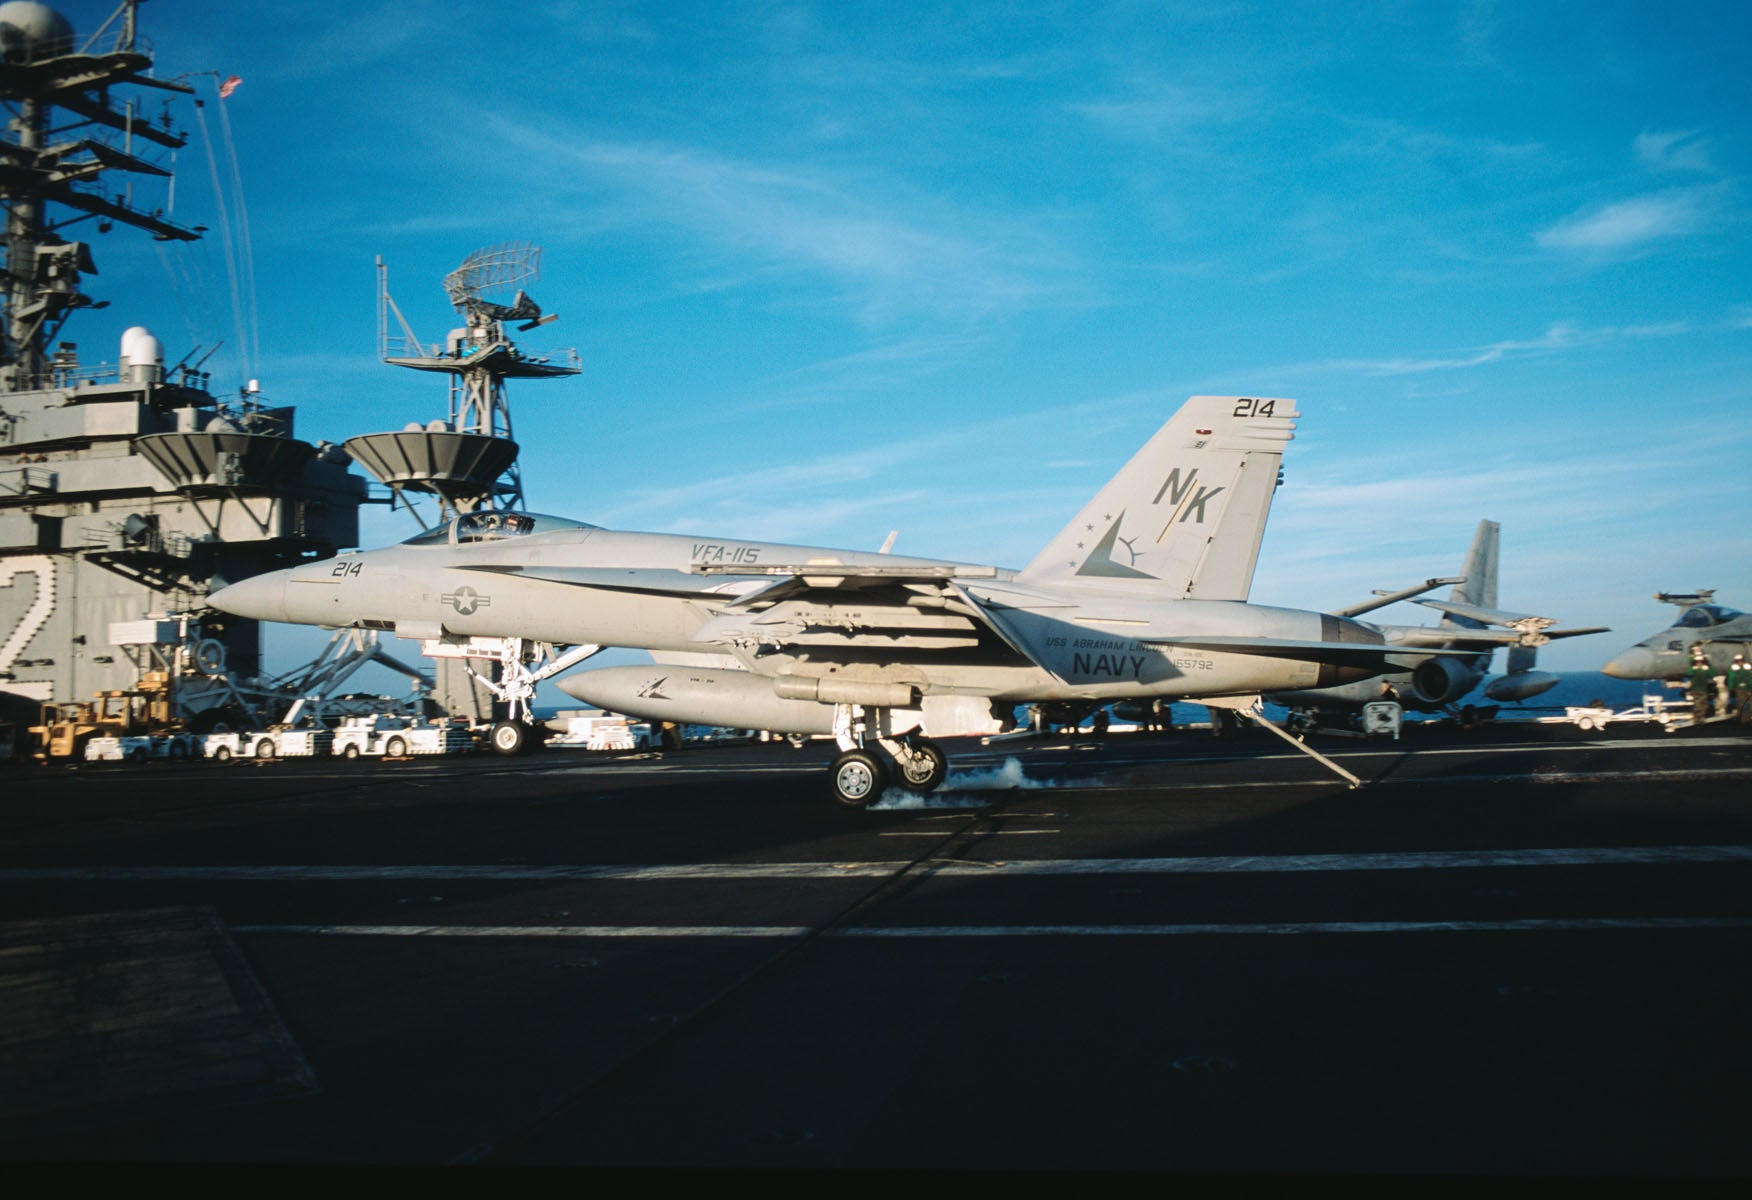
51, 1, 1752, 679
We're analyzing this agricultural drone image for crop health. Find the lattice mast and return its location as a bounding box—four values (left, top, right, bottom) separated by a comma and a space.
0, 0, 202, 393
368, 242, 580, 518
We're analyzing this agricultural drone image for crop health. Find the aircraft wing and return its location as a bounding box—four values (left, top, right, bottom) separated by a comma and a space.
1328, 577, 1464, 619
459, 564, 736, 599
681, 563, 1032, 657
691, 562, 998, 609
460, 561, 998, 603
1406, 597, 1610, 645
1384, 625, 1611, 650
464, 563, 1021, 654
1411, 598, 1556, 627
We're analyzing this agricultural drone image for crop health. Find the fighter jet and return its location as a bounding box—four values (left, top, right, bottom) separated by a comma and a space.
1271, 520, 1607, 729
1602, 591, 1752, 680
210, 395, 1474, 804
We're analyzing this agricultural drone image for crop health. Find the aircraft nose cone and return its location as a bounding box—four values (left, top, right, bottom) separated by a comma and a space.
207, 572, 289, 623
1601, 647, 1657, 679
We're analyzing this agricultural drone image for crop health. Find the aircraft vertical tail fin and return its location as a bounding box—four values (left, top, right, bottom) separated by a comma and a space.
1445, 519, 1500, 623
1017, 396, 1298, 600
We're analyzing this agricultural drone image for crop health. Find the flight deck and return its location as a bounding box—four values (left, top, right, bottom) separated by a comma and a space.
1, 721, 1748, 1177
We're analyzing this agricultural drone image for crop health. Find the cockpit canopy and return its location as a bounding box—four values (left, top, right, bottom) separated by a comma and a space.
1674, 604, 1744, 628
399, 510, 599, 547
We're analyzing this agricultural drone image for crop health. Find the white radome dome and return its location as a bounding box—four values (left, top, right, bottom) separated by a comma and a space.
0, 2, 74, 63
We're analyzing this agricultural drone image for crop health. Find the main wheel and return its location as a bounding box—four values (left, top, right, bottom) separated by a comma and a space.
490, 720, 528, 756
254, 738, 275, 759
385, 736, 408, 758
213, 745, 232, 762
895, 738, 948, 793
343, 744, 360, 759
830, 748, 888, 808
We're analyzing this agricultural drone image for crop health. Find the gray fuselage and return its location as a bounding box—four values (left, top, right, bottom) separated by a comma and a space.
213, 517, 1378, 708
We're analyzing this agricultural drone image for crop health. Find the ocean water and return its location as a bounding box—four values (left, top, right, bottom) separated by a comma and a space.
1512, 671, 1672, 714
1246, 671, 1671, 727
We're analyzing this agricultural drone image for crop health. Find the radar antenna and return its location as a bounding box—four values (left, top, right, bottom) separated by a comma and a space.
443, 241, 554, 329
353, 244, 580, 520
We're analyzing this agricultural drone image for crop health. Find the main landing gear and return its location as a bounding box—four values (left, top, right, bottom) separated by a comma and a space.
828, 705, 948, 807
422, 636, 606, 756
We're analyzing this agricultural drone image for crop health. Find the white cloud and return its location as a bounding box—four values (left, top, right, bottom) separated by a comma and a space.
1633, 130, 1714, 174
486, 125, 1074, 327
1301, 319, 1690, 378
1069, 83, 1241, 140
256, 3, 441, 82
1319, 323, 1587, 376
1537, 186, 1723, 255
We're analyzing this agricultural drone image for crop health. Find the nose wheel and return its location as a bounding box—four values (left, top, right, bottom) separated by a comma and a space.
490, 719, 530, 756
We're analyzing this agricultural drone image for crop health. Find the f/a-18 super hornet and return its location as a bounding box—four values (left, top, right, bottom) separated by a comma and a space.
1602, 591, 1752, 681
210, 395, 1481, 804
1270, 519, 1607, 730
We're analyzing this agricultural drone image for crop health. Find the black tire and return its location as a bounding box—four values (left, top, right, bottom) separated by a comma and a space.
895, 738, 948, 793
214, 745, 232, 762
385, 736, 407, 758
490, 720, 527, 757
255, 738, 275, 759
830, 748, 888, 808
169, 738, 190, 759
343, 744, 360, 759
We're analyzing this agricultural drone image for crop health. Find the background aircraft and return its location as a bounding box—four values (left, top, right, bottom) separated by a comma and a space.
1270, 520, 1606, 730
1602, 592, 1752, 681
211, 395, 1483, 804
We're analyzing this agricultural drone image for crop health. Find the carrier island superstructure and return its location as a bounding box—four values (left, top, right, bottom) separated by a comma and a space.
0, 1, 366, 731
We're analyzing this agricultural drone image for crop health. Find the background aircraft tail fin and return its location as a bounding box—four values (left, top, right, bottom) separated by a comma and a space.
1445, 519, 1501, 624
1017, 395, 1298, 600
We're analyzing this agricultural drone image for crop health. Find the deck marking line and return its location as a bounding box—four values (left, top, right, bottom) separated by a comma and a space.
228, 916, 1752, 940
6, 844, 1752, 883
